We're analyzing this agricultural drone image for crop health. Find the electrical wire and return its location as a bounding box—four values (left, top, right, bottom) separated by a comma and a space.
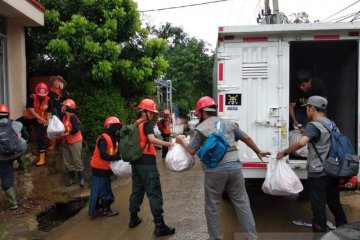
335, 11, 360, 22
328, 10, 359, 22
321, 0, 360, 22
140, 0, 230, 12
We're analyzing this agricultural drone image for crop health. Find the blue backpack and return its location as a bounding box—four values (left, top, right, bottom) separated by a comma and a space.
311, 121, 359, 178
197, 121, 230, 168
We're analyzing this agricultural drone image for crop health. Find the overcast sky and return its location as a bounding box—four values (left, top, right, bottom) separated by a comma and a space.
135, 0, 360, 48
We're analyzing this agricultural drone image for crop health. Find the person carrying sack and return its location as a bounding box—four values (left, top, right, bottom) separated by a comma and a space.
0, 104, 28, 210
59, 99, 85, 187
22, 82, 52, 166
128, 99, 175, 237
277, 96, 348, 238
89, 116, 123, 218
176, 96, 270, 240
48, 75, 70, 150
157, 109, 172, 158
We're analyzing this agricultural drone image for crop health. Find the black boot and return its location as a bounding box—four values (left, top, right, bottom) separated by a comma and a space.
129, 214, 142, 228
154, 216, 175, 237
77, 171, 85, 187
65, 171, 75, 186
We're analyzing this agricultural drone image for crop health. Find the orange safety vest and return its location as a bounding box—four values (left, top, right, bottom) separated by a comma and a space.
136, 119, 157, 156
25, 94, 49, 123
62, 114, 83, 144
91, 133, 118, 170
157, 118, 171, 135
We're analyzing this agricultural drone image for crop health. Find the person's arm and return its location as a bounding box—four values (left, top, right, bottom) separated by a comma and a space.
240, 135, 270, 160
98, 138, 120, 161
289, 103, 298, 127
147, 134, 174, 148
175, 130, 204, 156
277, 136, 310, 159
28, 108, 47, 125
69, 115, 81, 135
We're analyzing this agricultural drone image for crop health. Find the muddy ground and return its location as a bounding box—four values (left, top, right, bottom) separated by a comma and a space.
1, 153, 359, 240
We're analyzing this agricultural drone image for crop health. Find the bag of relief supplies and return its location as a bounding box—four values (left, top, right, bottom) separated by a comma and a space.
110, 160, 132, 178
262, 159, 303, 196
289, 130, 308, 157
47, 116, 65, 139
165, 136, 195, 172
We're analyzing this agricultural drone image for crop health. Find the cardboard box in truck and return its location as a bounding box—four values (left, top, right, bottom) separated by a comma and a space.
214, 23, 360, 179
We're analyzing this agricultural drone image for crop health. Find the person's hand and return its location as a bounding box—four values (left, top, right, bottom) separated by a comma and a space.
41, 119, 48, 126
293, 120, 299, 129
257, 151, 271, 161
61, 132, 69, 137
175, 135, 185, 145
168, 142, 175, 148
276, 151, 285, 159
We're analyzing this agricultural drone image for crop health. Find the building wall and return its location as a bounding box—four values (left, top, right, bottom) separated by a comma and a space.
6, 19, 27, 119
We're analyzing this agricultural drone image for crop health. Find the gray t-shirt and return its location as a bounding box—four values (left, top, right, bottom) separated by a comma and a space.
189, 126, 246, 151
303, 123, 321, 143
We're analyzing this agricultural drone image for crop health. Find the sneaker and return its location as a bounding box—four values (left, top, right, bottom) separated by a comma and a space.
102, 209, 119, 217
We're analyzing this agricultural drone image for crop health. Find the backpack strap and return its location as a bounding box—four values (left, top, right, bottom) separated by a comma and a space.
310, 141, 324, 163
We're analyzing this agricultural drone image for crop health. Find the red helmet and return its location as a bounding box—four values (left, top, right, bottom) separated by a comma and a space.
195, 96, 216, 115
104, 116, 123, 127
163, 109, 171, 116
0, 104, 10, 114
61, 99, 76, 109
35, 82, 49, 96
138, 99, 158, 113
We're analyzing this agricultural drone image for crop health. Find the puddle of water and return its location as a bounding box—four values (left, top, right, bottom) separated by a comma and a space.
36, 198, 88, 232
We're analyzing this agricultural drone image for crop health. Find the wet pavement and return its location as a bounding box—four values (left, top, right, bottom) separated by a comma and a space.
45, 153, 360, 240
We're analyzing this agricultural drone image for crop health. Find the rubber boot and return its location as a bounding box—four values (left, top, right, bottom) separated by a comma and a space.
77, 171, 85, 187
36, 152, 46, 166
154, 216, 175, 237
17, 155, 27, 171
101, 201, 119, 217
48, 139, 56, 150
129, 214, 142, 228
5, 187, 18, 210
65, 171, 76, 186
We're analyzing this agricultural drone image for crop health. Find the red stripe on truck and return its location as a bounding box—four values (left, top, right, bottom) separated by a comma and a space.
218, 95, 224, 112
313, 35, 340, 40
218, 63, 224, 82
242, 163, 268, 168
219, 26, 224, 32
243, 37, 268, 42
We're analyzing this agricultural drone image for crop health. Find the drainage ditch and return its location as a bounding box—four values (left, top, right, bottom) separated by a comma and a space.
36, 197, 88, 232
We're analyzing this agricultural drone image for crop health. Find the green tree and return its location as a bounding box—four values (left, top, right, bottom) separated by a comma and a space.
27, 0, 168, 90
153, 23, 214, 116
26, 0, 168, 144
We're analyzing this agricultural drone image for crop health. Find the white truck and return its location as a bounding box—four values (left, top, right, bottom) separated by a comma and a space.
214, 22, 360, 179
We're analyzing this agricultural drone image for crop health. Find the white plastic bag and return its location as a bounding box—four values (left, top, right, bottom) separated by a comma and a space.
47, 116, 65, 139
289, 130, 308, 157
110, 160, 132, 178
262, 159, 303, 196
165, 143, 195, 172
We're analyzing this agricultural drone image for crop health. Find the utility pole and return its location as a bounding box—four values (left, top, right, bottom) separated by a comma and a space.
264, 0, 271, 24
273, 0, 280, 24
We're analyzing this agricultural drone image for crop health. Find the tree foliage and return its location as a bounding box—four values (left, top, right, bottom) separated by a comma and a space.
26, 0, 168, 96
288, 12, 311, 24
152, 23, 214, 116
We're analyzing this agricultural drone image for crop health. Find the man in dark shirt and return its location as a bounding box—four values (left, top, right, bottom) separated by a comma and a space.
290, 69, 327, 129
128, 99, 175, 237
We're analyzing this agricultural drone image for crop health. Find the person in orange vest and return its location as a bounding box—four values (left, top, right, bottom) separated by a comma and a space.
128, 99, 175, 237
88, 116, 123, 218
157, 109, 172, 158
59, 99, 84, 187
47, 75, 70, 150
23, 82, 52, 166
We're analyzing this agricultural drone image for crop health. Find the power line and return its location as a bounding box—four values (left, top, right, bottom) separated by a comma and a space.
321, 0, 360, 22
140, 0, 230, 13
328, 10, 359, 22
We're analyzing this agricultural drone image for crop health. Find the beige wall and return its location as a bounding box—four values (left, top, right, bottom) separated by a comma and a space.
6, 19, 27, 119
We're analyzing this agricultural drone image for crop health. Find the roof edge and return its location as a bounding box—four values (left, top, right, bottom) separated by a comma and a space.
26, 0, 45, 12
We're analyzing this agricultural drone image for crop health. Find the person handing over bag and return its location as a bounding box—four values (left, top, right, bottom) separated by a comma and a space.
176, 96, 270, 240
89, 116, 124, 218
